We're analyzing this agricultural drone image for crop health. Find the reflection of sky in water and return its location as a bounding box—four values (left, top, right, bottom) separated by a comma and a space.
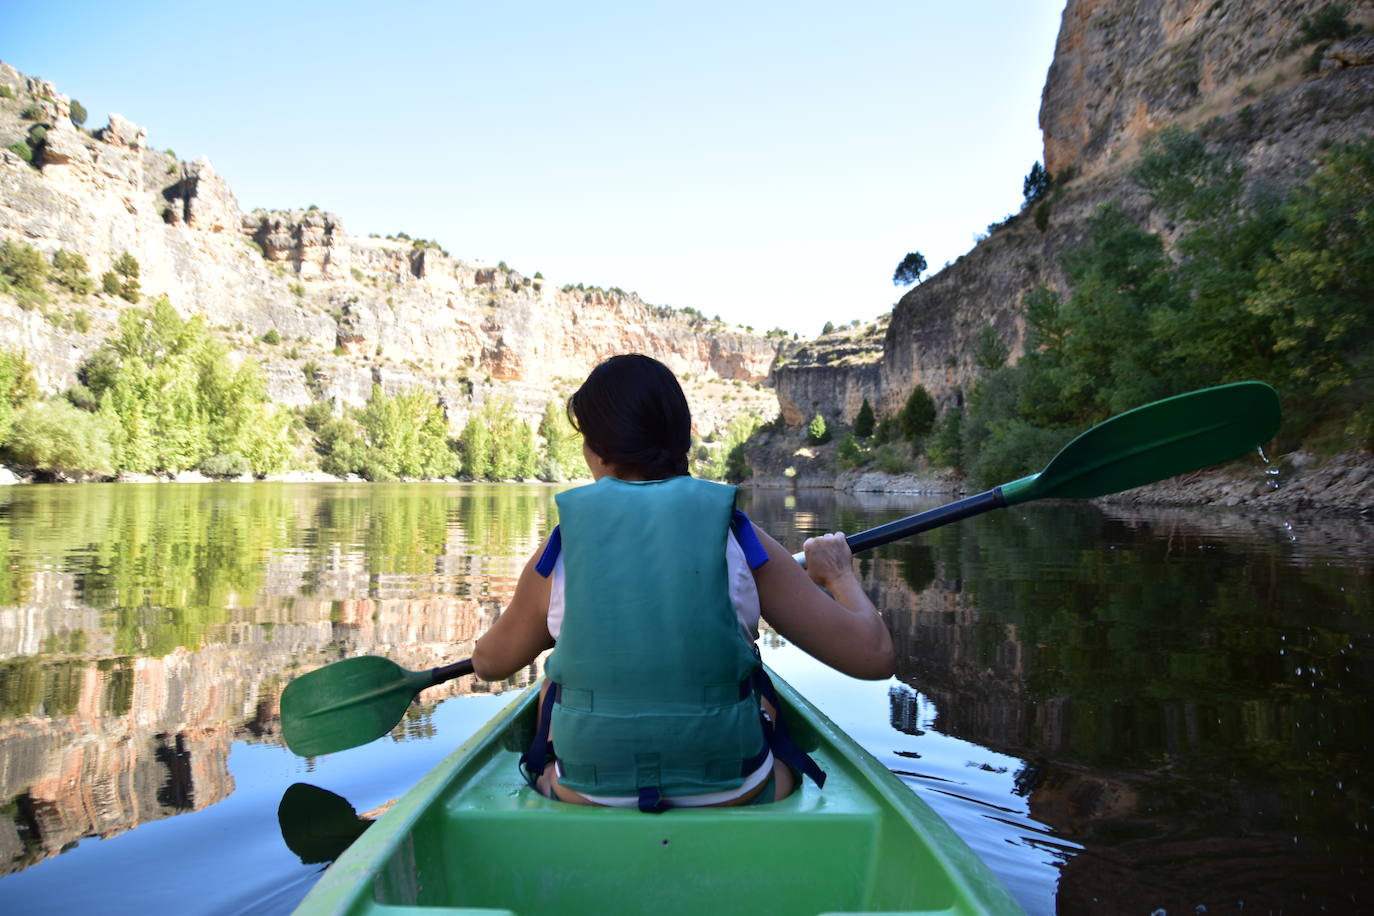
1, 692, 518, 915
2, 644, 1064, 915
762, 639, 1068, 916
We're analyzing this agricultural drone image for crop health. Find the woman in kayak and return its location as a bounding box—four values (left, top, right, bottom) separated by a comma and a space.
472, 354, 895, 809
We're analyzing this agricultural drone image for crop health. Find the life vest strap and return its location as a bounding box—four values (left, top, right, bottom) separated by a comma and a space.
519, 681, 561, 789
752, 668, 827, 789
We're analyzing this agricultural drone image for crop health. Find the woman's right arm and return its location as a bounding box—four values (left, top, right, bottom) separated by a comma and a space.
471, 537, 555, 681
752, 528, 896, 680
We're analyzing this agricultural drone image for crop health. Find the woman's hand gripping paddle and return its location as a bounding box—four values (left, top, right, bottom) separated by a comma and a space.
794, 380, 1282, 562
283, 381, 1280, 757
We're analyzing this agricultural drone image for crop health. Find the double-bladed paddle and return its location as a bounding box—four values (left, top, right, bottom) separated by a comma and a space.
281, 380, 1281, 757
794, 379, 1282, 561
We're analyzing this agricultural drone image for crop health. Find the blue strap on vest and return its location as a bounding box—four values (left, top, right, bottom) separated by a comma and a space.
534, 526, 562, 578
519, 683, 561, 791
752, 668, 827, 789
731, 511, 769, 570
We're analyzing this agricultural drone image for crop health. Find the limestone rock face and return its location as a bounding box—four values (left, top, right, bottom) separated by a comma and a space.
167, 157, 241, 232
0, 60, 786, 435
1040, 0, 1346, 180
774, 0, 1374, 429
100, 113, 147, 151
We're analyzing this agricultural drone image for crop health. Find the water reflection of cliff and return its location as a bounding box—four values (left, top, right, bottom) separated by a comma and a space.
875, 506, 1373, 911
0, 483, 556, 878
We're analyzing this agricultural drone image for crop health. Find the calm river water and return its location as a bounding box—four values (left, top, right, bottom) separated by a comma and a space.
0, 481, 1368, 914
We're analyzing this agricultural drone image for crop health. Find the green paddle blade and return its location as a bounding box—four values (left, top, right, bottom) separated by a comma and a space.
277, 783, 372, 865
281, 656, 432, 757
1000, 381, 1282, 504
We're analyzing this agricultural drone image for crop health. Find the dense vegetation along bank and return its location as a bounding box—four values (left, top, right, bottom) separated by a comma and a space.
756, 129, 1374, 505
0, 294, 762, 484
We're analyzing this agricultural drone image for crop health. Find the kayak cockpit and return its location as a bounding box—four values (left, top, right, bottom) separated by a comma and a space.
297, 679, 1022, 915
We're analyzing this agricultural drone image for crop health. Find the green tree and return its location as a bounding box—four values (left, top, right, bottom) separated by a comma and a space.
0, 239, 49, 310
898, 386, 936, 446
69, 99, 87, 127
972, 326, 1008, 372
724, 441, 751, 483
1023, 161, 1052, 205
537, 399, 583, 480
892, 251, 927, 286
110, 251, 141, 302
4, 399, 114, 474
0, 349, 38, 445
806, 413, 830, 445
853, 398, 875, 438
51, 249, 93, 296
458, 410, 493, 479
356, 385, 456, 479
926, 405, 964, 468
834, 433, 864, 471
81, 296, 291, 474
1248, 139, 1374, 398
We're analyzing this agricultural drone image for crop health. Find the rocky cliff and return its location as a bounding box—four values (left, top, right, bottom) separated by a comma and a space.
774, 0, 1374, 428
0, 62, 787, 436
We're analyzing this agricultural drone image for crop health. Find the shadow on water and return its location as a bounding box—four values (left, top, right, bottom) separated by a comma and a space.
277, 783, 372, 866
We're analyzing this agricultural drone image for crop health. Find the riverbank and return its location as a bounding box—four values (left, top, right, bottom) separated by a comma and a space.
742, 426, 1373, 517
4, 448, 1370, 517
0, 466, 576, 486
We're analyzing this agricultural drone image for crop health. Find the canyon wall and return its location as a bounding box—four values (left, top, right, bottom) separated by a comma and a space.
774, 0, 1374, 429
0, 62, 787, 435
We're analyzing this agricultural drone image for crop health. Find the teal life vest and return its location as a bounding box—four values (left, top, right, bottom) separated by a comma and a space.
540, 475, 767, 801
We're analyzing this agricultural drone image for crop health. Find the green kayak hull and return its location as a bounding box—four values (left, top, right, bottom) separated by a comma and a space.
293, 672, 1023, 915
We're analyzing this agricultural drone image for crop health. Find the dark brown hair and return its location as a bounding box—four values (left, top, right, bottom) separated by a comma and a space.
568, 354, 691, 479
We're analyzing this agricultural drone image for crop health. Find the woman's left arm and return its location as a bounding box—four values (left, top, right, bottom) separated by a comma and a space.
472, 538, 555, 681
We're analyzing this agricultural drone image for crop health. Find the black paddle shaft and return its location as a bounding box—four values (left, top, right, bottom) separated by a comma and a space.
844, 488, 1006, 555
431, 658, 475, 686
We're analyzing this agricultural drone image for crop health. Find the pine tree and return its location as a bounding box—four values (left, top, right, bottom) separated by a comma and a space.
854, 398, 875, 438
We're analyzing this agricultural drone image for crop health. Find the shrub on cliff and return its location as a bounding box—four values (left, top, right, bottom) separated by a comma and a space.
0, 239, 50, 310
807, 413, 831, 445
1296, 3, 1357, 45
1023, 161, 1052, 205
51, 249, 93, 296
834, 433, 865, 471
69, 99, 87, 127
104, 251, 141, 303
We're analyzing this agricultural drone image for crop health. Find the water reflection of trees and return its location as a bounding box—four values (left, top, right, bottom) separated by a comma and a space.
872, 504, 1373, 911
0, 482, 556, 878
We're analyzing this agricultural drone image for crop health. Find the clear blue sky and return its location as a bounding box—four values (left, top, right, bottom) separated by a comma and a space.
7, 1, 1066, 336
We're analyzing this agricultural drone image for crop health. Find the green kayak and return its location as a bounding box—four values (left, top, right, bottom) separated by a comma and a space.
292, 672, 1023, 915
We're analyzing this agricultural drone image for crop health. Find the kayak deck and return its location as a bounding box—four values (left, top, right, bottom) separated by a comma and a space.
296, 673, 1022, 915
